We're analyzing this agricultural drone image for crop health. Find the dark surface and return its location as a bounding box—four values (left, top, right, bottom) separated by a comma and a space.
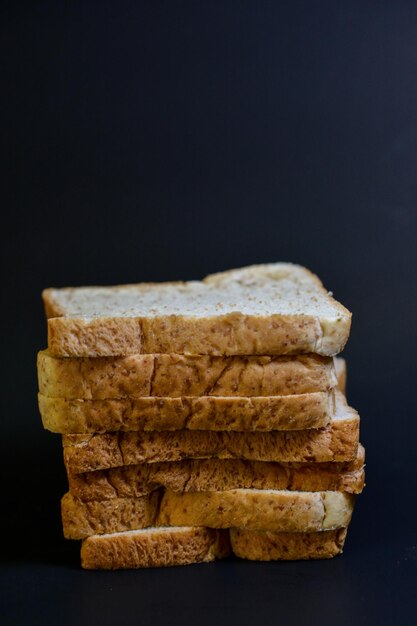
1, 1, 417, 625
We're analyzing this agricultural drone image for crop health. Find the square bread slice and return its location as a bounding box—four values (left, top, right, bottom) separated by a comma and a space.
80, 526, 230, 570
62, 391, 359, 475
43, 264, 351, 357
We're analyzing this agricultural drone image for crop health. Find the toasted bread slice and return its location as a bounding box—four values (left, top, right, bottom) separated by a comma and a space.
43, 264, 351, 357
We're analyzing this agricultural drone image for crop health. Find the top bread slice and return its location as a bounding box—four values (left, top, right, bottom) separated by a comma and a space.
43, 264, 351, 357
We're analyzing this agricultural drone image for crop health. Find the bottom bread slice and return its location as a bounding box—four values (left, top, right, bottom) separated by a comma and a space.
230, 527, 348, 561
81, 526, 230, 570
80, 526, 348, 569
62, 489, 354, 539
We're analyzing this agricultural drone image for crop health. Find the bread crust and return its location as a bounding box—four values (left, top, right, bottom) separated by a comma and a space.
62, 396, 359, 474
230, 527, 348, 561
61, 490, 161, 539
37, 351, 337, 399
62, 489, 354, 538
39, 265, 357, 567
40, 391, 334, 434
68, 445, 365, 501
81, 526, 230, 569
47, 313, 348, 358
43, 264, 351, 357
157, 489, 354, 532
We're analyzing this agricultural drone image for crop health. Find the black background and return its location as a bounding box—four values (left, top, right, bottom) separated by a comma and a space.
2, 1, 417, 625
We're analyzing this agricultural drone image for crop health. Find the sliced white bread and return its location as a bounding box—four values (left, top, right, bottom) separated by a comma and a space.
80, 526, 230, 570
43, 264, 351, 357
63, 391, 359, 474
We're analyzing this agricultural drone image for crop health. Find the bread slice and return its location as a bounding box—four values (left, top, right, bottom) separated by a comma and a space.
80, 526, 347, 568
158, 489, 354, 532
43, 264, 351, 357
230, 527, 348, 561
80, 526, 230, 570
37, 351, 337, 399
40, 390, 335, 434
62, 391, 359, 474
62, 489, 354, 539
68, 444, 365, 501
61, 490, 161, 539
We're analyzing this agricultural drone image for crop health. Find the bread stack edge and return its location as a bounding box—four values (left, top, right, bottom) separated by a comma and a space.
37, 263, 364, 569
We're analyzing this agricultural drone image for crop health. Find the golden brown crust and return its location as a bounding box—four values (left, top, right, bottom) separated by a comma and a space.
47, 314, 330, 357
62, 413, 359, 474
63, 489, 354, 538
157, 489, 354, 532
68, 445, 365, 501
42, 289, 65, 318
80, 527, 230, 570
230, 527, 348, 561
40, 391, 334, 434
37, 351, 336, 399
44, 264, 351, 357
48, 316, 144, 358
61, 491, 161, 539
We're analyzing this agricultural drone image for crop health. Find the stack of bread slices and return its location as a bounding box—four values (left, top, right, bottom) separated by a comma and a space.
37, 263, 364, 569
